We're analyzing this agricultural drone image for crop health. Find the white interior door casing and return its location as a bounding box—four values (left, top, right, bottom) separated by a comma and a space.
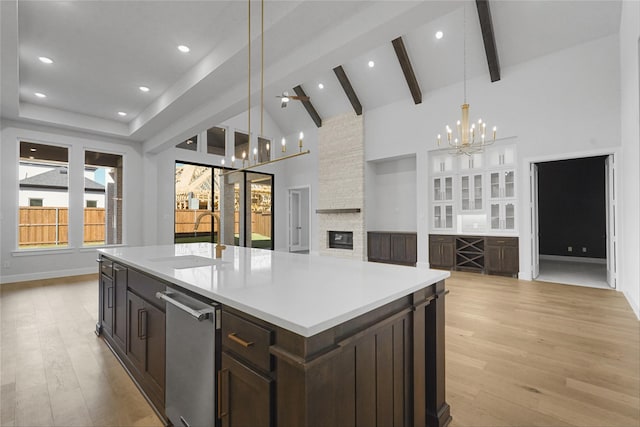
605, 155, 617, 288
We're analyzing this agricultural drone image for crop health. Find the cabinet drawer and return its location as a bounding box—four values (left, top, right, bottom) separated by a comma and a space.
127, 269, 166, 310
486, 237, 518, 247
429, 235, 454, 244
222, 311, 272, 373
100, 258, 113, 278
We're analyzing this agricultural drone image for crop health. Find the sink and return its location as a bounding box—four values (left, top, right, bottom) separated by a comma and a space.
148, 255, 229, 269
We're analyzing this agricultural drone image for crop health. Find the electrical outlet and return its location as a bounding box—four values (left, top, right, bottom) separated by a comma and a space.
567, 246, 573, 252
582, 247, 587, 253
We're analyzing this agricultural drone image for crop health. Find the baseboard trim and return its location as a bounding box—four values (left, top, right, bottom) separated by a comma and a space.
539, 255, 607, 265
623, 289, 640, 320
0, 267, 96, 285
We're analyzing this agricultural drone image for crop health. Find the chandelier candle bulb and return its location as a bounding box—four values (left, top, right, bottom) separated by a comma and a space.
231, 155, 236, 167
299, 131, 304, 152
493, 126, 497, 140
281, 137, 286, 153
221, 159, 226, 166
437, 134, 441, 146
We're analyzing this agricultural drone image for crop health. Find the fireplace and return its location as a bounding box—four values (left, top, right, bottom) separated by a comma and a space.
328, 231, 353, 250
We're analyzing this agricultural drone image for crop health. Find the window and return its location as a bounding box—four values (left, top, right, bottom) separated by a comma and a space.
176, 135, 198, 151
18, 141, 69, 248
207, 127, 226, 156
258, 137, 271, 163
84, 151, 123, 246
174, 162, 220, 243
234, 131, 249, 163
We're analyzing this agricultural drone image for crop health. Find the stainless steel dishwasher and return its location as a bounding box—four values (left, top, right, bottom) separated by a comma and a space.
156, 288, 220, 427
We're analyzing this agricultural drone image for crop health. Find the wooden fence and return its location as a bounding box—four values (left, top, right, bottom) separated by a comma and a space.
175, 209, 271, 237
19, 207, 105, 247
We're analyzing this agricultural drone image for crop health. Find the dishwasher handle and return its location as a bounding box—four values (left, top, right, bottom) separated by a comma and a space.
156, 291, 216, 321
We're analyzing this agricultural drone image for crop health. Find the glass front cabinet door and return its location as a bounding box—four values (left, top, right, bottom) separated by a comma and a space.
489, 170, 515, 200
433, 204, 454, 230
490, 202, 516, 231
433, 176, 454, 202
460, 173, 483, 211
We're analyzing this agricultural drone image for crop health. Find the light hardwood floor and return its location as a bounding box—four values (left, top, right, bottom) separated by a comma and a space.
1, 272, 638, 427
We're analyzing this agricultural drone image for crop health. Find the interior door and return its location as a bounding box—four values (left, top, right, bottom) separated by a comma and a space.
530, 163, 540, 279
605, 155, 616, 288
289, 190, 302, 251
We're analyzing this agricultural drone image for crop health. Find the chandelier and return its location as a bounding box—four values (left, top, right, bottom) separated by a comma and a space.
223, 0, 309, 176
437, 3, 497, 156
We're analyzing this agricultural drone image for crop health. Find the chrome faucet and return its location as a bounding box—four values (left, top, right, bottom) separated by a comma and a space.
194, 212, 227, 258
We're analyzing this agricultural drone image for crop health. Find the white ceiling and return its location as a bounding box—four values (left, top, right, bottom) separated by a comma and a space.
0, 1, 622, 147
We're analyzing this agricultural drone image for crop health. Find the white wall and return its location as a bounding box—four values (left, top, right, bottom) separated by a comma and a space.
0, 123, 144, 283
364, 34, 623, 275
143, 106, 298, 252
367, 156, 417, 232
619, 0, 640, 318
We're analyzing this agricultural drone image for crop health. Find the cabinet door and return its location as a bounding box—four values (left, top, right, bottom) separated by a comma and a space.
501, 245, 519, 275
433, 204, 454, 230
485, 246, 502, 272
126, 291, 146, 375
144, 301, 166, 401
490, 202, 516, 231
220, 352, 272, 427
390, 234, 417, 265
433, 176, 453, 202
112, 264, 127, 351
460, 174, 483, 210
100, 274, 113, 337
368, 233, 391, 262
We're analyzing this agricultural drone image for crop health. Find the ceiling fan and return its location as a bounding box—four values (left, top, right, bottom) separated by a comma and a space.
276, 91, 309, 108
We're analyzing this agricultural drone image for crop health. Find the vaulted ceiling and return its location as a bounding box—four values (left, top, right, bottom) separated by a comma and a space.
0, 1, 622, 149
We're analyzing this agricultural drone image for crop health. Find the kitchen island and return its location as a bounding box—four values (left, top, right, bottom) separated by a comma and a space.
97, 243, 451, 427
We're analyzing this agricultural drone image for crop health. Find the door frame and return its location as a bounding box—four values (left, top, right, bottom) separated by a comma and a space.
524, 148, 620, 288
287, 185, 311, 252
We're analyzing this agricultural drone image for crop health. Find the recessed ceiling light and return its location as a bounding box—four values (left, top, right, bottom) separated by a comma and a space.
38, 56, 54, 64
318, 83, 324, 89
117, 111, 127, 117
139, 86, 150, 92
35, 92, 47, 98
368, 60, 375, 68
177, 45, 190, 53
435, 31, 444, 40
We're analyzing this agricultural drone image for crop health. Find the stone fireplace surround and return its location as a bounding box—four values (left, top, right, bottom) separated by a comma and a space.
317, 113, 365, 260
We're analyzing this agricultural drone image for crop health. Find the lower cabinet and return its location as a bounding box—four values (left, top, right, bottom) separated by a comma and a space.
220, 352, 272, 427
126, 290, 166, 408
220, 309, 274, 427
485, 237, 519, 277
368, 232, 417, 266
429, 235, 455, 269
98, 257, 166, 419
429, 234, 519, 277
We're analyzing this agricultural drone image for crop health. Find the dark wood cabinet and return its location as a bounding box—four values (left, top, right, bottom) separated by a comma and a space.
112, 264, 127, 351
221, 309, 274, 427
429, 235, 455, 269
220, 352, 272, 427
98, 257, 166, 419
485, 237, 519, 277
100, 274, 114, 337
126, 291, 166, 411
429, 234, 519, 277
368, 232, 417, 266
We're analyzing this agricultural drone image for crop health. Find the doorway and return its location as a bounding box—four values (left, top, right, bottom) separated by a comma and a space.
531, 155, 616, 289
288, 186, 310, 253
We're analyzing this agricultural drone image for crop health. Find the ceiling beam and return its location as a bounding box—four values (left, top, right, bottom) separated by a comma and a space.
333, 65, 363, 116
391, 37, 422, 105
293, 85, 322, 128
476, 0, 501, 82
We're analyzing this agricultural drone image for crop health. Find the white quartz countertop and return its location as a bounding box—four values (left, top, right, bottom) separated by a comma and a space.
98, 244, 449, 337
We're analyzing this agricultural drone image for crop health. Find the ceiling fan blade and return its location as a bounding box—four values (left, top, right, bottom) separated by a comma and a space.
280, 100, 287, 108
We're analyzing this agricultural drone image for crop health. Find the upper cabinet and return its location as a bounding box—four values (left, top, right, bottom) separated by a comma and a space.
486, 145, 516, 168
429, 143, 517, 235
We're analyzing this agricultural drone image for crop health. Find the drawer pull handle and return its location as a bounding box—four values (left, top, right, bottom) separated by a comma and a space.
496, 240, 505, 243
227, 332, 254, 348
